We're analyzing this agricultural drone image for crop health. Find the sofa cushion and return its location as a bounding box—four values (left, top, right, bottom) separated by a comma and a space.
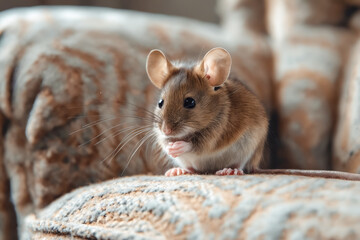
25, 174, 360, 239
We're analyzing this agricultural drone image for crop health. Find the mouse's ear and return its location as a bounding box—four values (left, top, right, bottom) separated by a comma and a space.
196, 47, 232, 86
146, 49, 175, 89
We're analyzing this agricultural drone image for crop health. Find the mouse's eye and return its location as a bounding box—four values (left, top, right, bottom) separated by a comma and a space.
158, 99, 164, 109
184, 97, 196, 109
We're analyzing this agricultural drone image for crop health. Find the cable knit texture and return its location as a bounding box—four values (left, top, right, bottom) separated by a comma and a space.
25, 175, 360, 239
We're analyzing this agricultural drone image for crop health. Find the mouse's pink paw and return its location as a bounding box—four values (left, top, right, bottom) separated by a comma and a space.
215, 168, 244, 176
165, 167, 193, 176
167, 141, 192, 158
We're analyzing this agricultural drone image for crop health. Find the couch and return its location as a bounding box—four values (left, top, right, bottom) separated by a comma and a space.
0, 0, 359, 239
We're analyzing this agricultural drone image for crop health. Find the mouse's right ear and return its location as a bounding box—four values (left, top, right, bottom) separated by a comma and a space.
196, 47, 232, 86
146, 49, 174, 89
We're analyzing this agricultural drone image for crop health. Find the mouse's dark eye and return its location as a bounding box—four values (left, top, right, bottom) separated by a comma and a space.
214, 86, 221, 91
184, 97, 196, 109
158, 99, 164, 109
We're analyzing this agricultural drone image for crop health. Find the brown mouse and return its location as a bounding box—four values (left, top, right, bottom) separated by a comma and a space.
146, 47, 268, 176
146, 47, 360, 181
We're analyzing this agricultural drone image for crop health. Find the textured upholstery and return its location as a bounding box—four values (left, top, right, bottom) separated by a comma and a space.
267, 0, 357, 169
333, 39, 360, 173
25, 175, 360, 239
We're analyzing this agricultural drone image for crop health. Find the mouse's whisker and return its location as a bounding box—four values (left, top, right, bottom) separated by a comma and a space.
145, 134, 158, 160
140, 112, 161, 124
94, 125, 152, 147
68, 107, 153, 120
70, 112, 156, 135
67, 113, 118, 120
77, 122, 148, 148
66, 99, 160, 122
69, 116, 120, 135
117, 127, 153, 149
111, 112, 159, 124
120, 131, 156, 176
100, 127, 152, 164
126, 102, 162, 122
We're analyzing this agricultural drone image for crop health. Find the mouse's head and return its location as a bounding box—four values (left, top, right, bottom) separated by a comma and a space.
146, 47, 232, 142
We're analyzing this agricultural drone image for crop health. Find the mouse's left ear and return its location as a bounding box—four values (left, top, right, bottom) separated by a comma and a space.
146, 49, 175, 89
196, 47, 232, 86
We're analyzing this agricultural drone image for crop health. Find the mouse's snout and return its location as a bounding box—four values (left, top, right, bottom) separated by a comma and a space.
161, 121, 173, 136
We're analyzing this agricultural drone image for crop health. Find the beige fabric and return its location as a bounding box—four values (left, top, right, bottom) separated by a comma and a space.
272, 26, 356, 169
266, 0, 346, 41
333, 39, 360, 173
218, 0, 266, 34
267, 0, 357, 169
25, 175, 360, 239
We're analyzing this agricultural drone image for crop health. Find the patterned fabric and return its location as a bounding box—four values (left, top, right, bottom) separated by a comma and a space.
267, 0, 357, 169
25, 175, 360, 239
271, 26, 356, 169
218, 0, 266, 34
267, 0, 346, 41
333, 39, 360, 173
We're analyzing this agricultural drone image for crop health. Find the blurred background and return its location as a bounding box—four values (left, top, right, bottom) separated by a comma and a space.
0, 0, 219, 23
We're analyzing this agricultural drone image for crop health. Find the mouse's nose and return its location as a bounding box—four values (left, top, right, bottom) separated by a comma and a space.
162, 123, 172, 136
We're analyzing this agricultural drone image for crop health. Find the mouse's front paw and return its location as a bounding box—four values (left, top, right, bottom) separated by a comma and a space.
215, 168, 244, 176
167, 141, 192, 158
165, 167, 193, 176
